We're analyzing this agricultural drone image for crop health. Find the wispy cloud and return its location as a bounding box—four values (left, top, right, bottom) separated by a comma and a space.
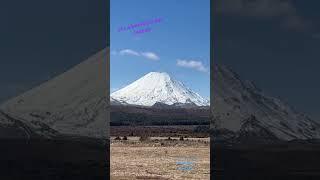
176, 59, 208, 73
141, 52, 160, 61
115, 49, 160, 61
119, 49, 140, 56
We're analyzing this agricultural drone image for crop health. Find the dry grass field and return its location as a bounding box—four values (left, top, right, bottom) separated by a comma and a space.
110, 137, 210, 180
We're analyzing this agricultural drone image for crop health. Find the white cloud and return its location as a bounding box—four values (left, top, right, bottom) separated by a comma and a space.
141, 52, 160, 61
119, 49, 140, 56
116, 49, 160, 61
177, 59, 208, 73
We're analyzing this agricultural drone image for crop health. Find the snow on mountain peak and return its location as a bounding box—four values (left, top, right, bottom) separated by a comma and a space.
111, 72, 209, 106
212, 64, 320, 140
0, 48, 109, 138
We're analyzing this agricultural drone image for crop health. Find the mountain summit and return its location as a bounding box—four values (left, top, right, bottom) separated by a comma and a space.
111, 72, 209, 106
0, 47, 319, 141
0, 49, 109, 138
212, 64, 320, 141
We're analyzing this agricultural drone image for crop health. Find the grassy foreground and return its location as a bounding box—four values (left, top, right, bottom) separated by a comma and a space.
110, 137, 210, 180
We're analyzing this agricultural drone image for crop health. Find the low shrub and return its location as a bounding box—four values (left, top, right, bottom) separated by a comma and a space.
114, 136, 121, 140
139, 136, 150, 141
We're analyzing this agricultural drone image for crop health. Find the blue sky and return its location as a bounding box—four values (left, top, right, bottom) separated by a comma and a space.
110, 0, 210, 98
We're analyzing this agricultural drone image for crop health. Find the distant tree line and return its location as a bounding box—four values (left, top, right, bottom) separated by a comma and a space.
110, 112, 209, 126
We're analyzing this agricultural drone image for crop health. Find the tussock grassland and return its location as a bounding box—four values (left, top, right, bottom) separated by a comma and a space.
111, 137, 210, 180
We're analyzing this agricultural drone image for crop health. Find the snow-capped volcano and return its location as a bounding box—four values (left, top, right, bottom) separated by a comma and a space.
212, 64, 320, 141
0, 48, 109, 138
0, 46, 319, 141
111, 72, 209, 106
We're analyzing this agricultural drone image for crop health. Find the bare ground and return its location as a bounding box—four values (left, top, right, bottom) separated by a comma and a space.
111, 137, 210, 180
